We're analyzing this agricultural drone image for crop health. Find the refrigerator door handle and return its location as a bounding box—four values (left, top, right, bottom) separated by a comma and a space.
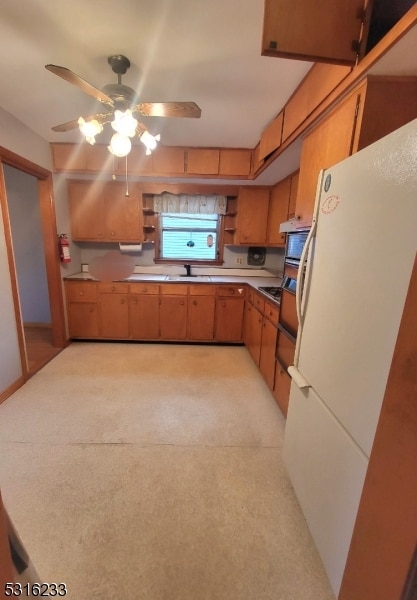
294, 170, 324, 368
288, 365, 311, 389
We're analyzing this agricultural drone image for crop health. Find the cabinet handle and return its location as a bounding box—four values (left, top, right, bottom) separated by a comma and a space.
111, 286, 116, 291
89, 307, 94, 313
222, 302, 226, 308
110, 231, 115, 236
142, 288, 147, 293
133, 299, 137, 304
180, 301, 184, 305
193, 300, 197, 305
230, 289, 235, 295
79, 291, 84, 296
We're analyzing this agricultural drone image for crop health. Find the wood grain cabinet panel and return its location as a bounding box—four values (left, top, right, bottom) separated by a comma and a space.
186, 149, 220, 174
98, 292, 129, 339
152, 147, 185, 174
215, 298, 245, 342
261, 0, 368, 65
295, 76, 417, 226
68, 180, 143, 242
273, 362, 291, 417
187, 295, 215, 340
267, 176, 291, 246
130, 294, 160, 340
236, 187, 270, 245
219, 149, 252, 176
259, 111, 284, 160
160, 296, 187, 340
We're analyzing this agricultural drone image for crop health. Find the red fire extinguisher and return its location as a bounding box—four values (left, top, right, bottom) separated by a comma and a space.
58, 234, 71, 263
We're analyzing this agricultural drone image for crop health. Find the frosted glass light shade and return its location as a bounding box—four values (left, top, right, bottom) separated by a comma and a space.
78, 117, 103, 145
108, 133, 132, 157
111, 110, 138, 137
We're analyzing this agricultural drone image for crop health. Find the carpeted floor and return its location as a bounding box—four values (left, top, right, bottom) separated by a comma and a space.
0, 342, 335, 600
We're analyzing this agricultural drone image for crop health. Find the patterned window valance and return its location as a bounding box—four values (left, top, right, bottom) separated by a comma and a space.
153, 193, 227, 215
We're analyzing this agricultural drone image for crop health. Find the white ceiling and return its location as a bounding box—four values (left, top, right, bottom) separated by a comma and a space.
1, 1, 416, 186
0, 0, 312, 152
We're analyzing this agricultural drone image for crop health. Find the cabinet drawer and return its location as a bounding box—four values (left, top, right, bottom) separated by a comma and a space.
129, 283, 159, 295
216, 285, 246, 298
65, 282, 97, 303
189, 284, 216, 296
264, 301, 279, 325
98, 283, 129, 293
160, 284, 188, 295
253, 293, 265, 313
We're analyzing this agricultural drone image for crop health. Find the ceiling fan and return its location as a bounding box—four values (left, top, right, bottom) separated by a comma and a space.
45, 54, 202, 157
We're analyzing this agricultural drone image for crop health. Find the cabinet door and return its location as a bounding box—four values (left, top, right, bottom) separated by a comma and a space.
237, 188, 270, 244
296, 91, 360, 225
288, 171, 299, 218
130, 295, 160, 340
103, 182, 143, 242
187, 296, 215, 341
67, 303, 99, 338
259, 318, 278, 391
267, 177, 290, 245
262, 0, 367, 65
248, 306, 263, 366
99, 293, 129, 338
68, 181, 104, 241
215, 298, 245, 342
160, 296, 187, 340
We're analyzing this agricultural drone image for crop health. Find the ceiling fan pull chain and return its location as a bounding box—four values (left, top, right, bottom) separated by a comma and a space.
125, 155, 129, 197
112, 155, 116, 180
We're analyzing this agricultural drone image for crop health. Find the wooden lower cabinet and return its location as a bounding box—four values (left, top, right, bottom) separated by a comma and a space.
160, 296, 187, 340
65, 280, 99, 338
215, 285, 246, 342
98, 292, 129, 338
259, 317, 278, 390
67, 302, 99, 338
246, 303, 263, 365
187, 284, 216, 341
65, 281, 247, 343
130, 294, 160, 339
273, 362, 292, 417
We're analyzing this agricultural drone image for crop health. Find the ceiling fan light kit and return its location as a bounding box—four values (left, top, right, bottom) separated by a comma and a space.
45, 54, 201, 158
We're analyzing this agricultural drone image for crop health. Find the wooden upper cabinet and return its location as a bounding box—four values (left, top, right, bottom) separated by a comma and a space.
219, 149, 252, 176
152, 147, 185, 174
267, 176, 291, 245
186, 149, 220, 174
236, 187, 270, 245
295, 75, 417, 225
259, 111, 284, 160
261, 0, 369, 65
68, 180, 143, 242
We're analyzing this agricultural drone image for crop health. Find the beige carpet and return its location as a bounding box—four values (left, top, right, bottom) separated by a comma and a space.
0, 342, 335, 600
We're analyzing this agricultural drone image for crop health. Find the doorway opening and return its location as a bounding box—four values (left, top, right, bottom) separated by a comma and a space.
0, 147, 66, 383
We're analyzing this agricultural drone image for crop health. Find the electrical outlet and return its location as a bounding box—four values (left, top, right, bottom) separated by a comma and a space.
235, 257, 243, 265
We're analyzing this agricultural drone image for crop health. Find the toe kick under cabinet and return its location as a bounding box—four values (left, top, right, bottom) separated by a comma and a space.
64, 280, 247, 343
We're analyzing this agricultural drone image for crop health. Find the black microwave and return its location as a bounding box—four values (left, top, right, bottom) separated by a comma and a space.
285, 231, 308, 266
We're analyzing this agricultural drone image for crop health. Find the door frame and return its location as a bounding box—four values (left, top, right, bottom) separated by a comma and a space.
0, 145, 67, 384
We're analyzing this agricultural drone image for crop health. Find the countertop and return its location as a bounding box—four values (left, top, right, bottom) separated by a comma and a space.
64, 270, 282, 301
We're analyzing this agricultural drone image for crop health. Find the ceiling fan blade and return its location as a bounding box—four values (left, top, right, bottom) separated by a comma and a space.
45, 64, 114, 108
136, 102, 201, 118
51, 113, 113, 132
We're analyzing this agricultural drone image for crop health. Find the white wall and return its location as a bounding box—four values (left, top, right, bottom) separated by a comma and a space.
4, 164, 51, 324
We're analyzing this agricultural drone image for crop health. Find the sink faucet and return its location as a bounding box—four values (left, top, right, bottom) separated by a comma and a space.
184, 264, 191, 277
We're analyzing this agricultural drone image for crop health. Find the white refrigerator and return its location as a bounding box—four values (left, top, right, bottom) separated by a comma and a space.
283, 118, 417, 596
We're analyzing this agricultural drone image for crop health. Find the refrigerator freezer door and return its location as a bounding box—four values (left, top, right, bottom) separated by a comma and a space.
283, 382, 368, 596
296, 120, 417, 457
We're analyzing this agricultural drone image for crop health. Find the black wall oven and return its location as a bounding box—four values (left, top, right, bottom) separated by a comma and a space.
285, 231, 308, 267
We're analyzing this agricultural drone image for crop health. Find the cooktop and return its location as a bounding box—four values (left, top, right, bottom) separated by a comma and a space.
258, 286, 282, 302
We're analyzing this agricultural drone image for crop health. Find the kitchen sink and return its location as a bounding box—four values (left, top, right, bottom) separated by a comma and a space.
165, 275, 211, 281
